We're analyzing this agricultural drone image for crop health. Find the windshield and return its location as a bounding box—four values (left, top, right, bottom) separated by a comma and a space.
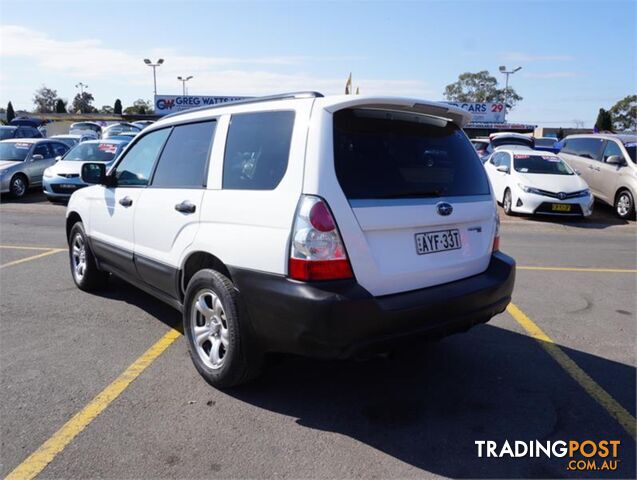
0, 142, 31, 161
333, 108, 490, 199
514, 154, 573, 175
0, 128, 15, 140
535, 138, 557, 147
64, 142, 119, 162
71, 123, 100, 133
624, 142, 636, 163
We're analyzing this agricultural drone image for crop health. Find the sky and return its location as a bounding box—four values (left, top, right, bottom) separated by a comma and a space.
0, 0, 635, 127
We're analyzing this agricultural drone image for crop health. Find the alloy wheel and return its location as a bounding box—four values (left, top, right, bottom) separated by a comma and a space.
616, 192, 632, 218
191, 289, 229, 370
71, 233, 87, 281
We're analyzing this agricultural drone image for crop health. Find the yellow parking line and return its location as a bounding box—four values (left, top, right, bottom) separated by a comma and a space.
0, 245, 63, 251
0, 249, 66, 269
5, 329, 181, 480
507, 303, 636, 439
518, 266, 637, 273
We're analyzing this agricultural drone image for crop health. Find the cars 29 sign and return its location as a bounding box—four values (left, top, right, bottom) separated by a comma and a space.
154, 95, 249, 115
443, 102, 505, 123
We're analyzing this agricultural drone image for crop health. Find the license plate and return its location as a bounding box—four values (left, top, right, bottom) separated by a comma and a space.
551, 204, 571, 212
415, 229, 461, 255
59, 184, 76, 189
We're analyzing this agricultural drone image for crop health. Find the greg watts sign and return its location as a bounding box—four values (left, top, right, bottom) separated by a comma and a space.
443, 102, 505, 123
154, 95, 249, 115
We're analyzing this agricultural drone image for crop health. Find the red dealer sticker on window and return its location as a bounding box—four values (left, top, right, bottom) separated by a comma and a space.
98, 143, 117, 154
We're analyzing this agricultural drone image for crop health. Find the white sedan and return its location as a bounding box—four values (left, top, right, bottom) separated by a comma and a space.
484, 147, 594, 217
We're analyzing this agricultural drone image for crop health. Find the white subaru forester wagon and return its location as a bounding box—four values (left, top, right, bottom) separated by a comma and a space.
66, 92, 515, 387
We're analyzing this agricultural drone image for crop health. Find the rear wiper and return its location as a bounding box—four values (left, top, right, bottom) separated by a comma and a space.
376, 190, 442, 199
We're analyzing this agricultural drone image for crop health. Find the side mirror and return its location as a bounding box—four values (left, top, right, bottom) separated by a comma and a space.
55, 156, 62, 162
81, 162, 107, 185
575, 169, 581, 176
31, 154, 44, 161
606, 155, 625, 166
496, 164, 510, 173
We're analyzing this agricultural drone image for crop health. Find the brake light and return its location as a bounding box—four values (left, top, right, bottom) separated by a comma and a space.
289, 195, 353, 281
492, 214, 500, 252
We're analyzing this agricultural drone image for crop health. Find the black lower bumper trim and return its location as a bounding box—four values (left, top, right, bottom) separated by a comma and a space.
229, 252, 516, 358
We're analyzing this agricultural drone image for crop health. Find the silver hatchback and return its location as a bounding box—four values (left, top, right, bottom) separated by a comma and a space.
0, 139, 70, 198
559, 134, 637, 219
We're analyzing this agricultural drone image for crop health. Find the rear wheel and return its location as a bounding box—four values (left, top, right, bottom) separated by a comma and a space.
183, 269, 262, 388
9, 174, 28, 198
69, 222, 108, 291
503, 188, 514, 216
615, 189, 635, 220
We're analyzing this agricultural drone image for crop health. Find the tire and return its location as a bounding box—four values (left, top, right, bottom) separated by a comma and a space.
615, 189, 635, 220
68, 222, 108, 291
503, 188, 514, 216
183, 269, 263, 388
9, 174, 28, 198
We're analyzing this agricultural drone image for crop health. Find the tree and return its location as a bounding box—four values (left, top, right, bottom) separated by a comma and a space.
444, 70, 523, 112
595, 108, 613, 132
55, 99, 67, 113
114, 99, 122, 115
609, 95, 637, 132
6, 102, 15, 123
33, 86, 60, 113
99, 105, 114, 114
123, 99, 153, 115
70, 91, 97, 114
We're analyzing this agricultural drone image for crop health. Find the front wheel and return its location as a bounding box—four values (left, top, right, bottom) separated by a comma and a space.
503, 189, 514, 216
68, 222, 108, 291
615, 189, 635, 220
10, 174, 28, 198
183, 269, 262, 388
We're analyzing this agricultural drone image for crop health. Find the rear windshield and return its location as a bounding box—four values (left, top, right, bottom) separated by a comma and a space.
333, 109, 490, 199
492, 137, 533, 148
64, 142, 120, 162
535, 138, 557, 147
513, 154, 573, 175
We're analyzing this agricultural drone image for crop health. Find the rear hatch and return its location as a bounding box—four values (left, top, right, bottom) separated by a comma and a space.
332, 108, 497, 296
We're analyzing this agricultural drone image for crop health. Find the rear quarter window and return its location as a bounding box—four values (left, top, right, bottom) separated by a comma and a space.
222, 111, 295, 190
333, 109, 490, 199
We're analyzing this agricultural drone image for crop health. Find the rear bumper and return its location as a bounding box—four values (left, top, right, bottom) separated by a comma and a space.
229, 252, 515, 358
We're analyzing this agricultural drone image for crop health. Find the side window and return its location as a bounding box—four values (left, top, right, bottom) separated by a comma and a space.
567, 138, 604, 161
50, 142, 69, 157
151, 121, 216, 188
223, 111, 295, 190
32, 143, 50, 159
602, 141, 623, 162
500, 153, 511, 170
490, 152, 501, 166
15, 128, 27, 138
115, 128, 170, 187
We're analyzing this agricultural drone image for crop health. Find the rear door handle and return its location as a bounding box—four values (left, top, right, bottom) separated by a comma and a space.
175, 201, 196, 214
119, 196, 133, 207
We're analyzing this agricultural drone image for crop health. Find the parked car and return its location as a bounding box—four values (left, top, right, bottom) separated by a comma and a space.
69, 122, 102, 139
471, 138, 490, 157
559, 134, 637, 219
66, 92, 515, 388
534, 137, 561, 154
0, 139, 69, 198
0, 125, 43, 140
43, 139, 131, 202
50, 134, 93, 149
484, 146, 593, 217
479, 132, 535, 162
102, 123, 141, 139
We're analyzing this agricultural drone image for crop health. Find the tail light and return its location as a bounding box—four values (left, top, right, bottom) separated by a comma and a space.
492, 214, 500, 252
289, 195, 354, 281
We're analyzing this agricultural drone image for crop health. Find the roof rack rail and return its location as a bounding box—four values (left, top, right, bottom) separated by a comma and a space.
162, 91, 324, 119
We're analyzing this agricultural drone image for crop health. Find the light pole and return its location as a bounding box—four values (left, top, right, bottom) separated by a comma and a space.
75, 82, 88, 95
177, 76, 194, 96
143, 58, 164, 96
498, 65, 522, 122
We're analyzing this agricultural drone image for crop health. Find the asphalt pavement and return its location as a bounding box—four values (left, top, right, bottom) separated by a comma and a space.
1, 193, 635, 479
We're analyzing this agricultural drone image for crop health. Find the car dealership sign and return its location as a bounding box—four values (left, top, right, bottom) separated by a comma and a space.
443, 102, 505, 123
154, 95, 249, 115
